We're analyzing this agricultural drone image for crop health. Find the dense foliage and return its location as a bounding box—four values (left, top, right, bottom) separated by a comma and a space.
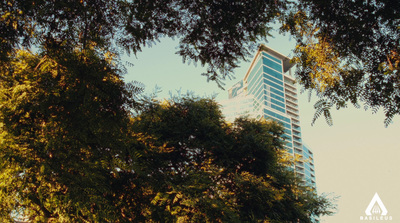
0, 48, 138, 221
0, 63, 334, 221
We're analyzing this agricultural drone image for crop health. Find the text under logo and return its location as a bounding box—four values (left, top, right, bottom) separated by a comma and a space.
360, 193, 392, 221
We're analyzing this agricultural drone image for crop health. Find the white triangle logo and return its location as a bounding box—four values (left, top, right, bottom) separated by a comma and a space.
365, 193, 388, 216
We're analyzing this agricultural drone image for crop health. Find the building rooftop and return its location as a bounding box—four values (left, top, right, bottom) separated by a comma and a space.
244, 44, 295, 81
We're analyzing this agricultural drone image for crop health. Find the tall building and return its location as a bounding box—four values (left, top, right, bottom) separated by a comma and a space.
221, 44, 316, 188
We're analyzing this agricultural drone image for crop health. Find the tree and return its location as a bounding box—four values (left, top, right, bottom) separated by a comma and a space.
282, 0, 400, 125
124, 97, 335, 222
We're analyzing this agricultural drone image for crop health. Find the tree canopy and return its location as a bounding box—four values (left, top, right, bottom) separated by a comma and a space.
1, 0, 399, 123
0, 0, 284, 84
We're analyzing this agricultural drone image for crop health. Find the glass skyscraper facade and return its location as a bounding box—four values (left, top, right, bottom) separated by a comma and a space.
221, 45, 316, 188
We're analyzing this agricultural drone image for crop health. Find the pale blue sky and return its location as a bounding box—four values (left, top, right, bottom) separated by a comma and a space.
123, 34, 400, 222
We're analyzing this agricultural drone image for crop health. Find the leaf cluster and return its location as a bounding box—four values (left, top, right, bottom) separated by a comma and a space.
282, 0, 400, 125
